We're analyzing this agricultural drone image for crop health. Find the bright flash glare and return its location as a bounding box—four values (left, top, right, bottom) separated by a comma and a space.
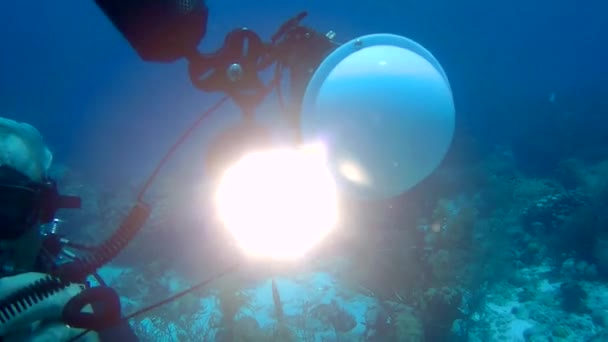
338, 160, 370, 185
214, 143, 338, 260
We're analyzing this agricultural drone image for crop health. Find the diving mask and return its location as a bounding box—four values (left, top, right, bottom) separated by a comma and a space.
0, 166, 81, 240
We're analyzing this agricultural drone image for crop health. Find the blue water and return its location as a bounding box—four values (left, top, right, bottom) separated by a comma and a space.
1, 1, 607, 341
1, 1, 605, 183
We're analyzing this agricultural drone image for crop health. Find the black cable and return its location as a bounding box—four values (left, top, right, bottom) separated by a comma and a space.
137, 96, 229, 201
68, 262, 239, 342
51, 96, 230, 284
91, 273, 107, 287
52, 202, 151, 283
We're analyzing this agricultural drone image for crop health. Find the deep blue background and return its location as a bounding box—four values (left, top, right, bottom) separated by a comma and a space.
0, 0, 605, 185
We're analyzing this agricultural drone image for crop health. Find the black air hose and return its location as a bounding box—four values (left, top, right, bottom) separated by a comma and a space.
0, 276, 69, 325
53, 202, 151, 283
0, 274, 121, 335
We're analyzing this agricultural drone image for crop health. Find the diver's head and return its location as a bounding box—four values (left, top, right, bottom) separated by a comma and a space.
0, 117, 60, 274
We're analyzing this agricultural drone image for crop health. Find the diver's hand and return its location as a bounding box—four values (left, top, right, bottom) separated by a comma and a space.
0, 272, 100, 341
4, 320, 100, 342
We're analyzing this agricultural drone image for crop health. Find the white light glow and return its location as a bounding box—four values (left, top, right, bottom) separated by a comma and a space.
213, 143, 338, 260
338, 160, 370, 186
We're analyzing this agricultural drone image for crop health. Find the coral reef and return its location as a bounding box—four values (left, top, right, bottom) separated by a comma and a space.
48, 134, 608, 341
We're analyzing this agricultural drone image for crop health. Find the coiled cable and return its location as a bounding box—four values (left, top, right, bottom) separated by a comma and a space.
51, 202, 151, 283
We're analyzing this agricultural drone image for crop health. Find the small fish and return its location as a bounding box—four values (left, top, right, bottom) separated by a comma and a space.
549, 92, 556, 103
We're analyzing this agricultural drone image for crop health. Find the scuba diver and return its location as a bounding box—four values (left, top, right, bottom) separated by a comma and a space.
0, 116, 139, 341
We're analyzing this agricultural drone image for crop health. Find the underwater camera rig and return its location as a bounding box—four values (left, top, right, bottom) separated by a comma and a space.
2, 1, 456, 339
